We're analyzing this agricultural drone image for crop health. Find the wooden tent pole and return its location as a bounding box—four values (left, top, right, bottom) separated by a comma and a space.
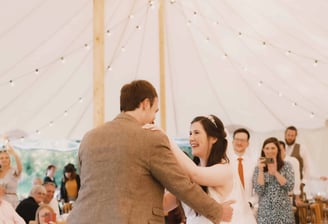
93, 0, 105, 127
158, 0, 166, 131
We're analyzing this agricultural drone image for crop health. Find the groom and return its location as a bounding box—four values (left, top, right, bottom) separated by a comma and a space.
67, 80, 234, 224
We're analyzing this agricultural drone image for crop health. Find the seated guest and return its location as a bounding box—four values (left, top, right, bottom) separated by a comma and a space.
16, 184, 46, 224
43, 182, 60, 217
35, 204, 56, 224
0, 184, 25, 224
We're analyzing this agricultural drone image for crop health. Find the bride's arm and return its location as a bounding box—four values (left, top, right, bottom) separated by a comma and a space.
168, 138, 196, 176
143, 124, 232, 187
169, 138, 231, 187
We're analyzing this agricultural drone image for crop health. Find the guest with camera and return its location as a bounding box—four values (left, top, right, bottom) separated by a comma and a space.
253, 137, 295, 224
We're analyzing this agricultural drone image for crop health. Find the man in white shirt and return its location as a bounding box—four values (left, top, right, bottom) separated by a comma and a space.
229, 128, 258, 212
284, 126, 327, 224
43, 182, 60, 218
0, 184, 25, 224
279, 141, 301, 200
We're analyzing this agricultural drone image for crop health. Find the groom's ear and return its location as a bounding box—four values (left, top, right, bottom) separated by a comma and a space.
140, 98, 150, 110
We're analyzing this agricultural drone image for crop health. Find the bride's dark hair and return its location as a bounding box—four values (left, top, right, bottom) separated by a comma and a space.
191, 115, 229, 193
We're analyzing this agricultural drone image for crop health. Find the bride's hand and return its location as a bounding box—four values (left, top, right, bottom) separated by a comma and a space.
142, 124, 165, 134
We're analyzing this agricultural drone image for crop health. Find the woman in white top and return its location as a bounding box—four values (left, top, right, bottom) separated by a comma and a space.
0, 184, 25, 224
160, 115, 256, 224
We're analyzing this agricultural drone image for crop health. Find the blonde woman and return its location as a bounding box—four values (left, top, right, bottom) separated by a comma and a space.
35, 204, 56, 224
0, 142, 23, 208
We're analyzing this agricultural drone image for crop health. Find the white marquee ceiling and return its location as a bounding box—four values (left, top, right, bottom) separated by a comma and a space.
1, 0, 328, 143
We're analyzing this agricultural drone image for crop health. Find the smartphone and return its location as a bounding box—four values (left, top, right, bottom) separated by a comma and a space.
44, 212, 56, 222
265, 158, 274, 164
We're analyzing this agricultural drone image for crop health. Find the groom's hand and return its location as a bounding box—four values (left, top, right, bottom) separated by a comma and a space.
221, 200, 235, 222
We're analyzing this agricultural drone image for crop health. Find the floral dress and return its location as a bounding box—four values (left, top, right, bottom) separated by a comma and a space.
253, 162, 295, 224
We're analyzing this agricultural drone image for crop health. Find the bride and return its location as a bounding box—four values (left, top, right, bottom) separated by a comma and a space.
159, 115, 256, 224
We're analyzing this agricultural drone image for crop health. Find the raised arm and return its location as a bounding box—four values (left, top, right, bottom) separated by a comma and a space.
169, 138, 231, 187
6, 144, 23, 176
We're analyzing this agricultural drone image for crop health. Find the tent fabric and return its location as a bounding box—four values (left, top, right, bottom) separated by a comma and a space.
0, 1, 328, 171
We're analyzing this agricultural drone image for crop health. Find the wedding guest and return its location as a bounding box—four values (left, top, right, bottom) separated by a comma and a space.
60, 163, 80, 203
32, 177, 43, 186
0, 142, 23, 208
279, 140, 302, 224
44, 165, 57, 187
43, 182, 60, 218
0, 184, 25, 224
253, 137, 295, 224
16, 184, 46, 224
35, 204, 56, 224
284, 126, 327, 183
228, 128, 258, 211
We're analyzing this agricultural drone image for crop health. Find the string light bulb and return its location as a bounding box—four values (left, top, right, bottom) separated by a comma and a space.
148, 0, 154, 7
310, 112, 315, 118
313, 59, 318, 67
35, 69, 39, 74
285, 50, 291, 55
60, 56, 65, 63
9, 80, 14, 87
64, 110, 68, 116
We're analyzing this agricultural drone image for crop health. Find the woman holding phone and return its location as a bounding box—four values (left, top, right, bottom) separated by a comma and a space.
253, 137, 295, 224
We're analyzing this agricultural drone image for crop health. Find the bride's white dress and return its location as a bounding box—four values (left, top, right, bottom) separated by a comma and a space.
182, 165, 256, 224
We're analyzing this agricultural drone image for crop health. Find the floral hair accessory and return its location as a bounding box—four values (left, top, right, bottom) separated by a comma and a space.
207, 115, 217, 128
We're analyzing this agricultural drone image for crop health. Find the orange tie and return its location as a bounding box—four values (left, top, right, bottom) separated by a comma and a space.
238, 157, 245, 189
